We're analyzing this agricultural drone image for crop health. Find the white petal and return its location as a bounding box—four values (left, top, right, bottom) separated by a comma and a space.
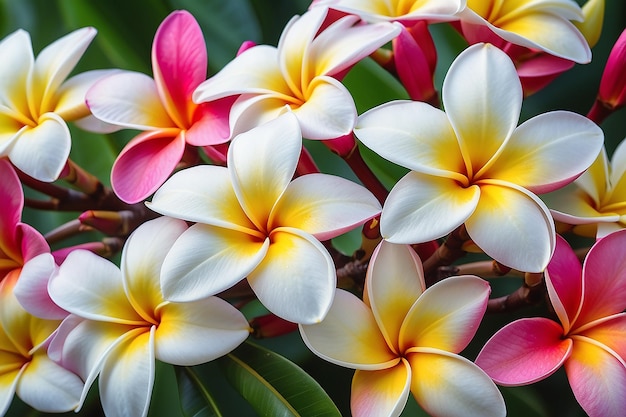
13, 253, 66, 320
227, 93, 292, 139
0, 30, 33, 115
54, 69, 119, 120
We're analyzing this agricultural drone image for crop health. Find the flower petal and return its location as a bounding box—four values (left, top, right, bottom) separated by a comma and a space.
271, 173, 381, 240
351, 361, 411, 417
13, 253, 66, 320
248, 227, 335, 324
381, 171, 480, 243
8, 112, 70, 182
484, 111, 603, 194
475, 317, 572, 385
300, 289, 399, 369
579, 313, 626, 361
227, 93, 292, 138
465, 181, 555, 272
443, 44, 522, 177
543, 183, 620, 228
155, 297, 249, 365
160, 223, 268, 302
54, 69, 118, 120
184, 98, 234, 146
407, 348, 506, 417
0, 30, 32, 116
228, 112, 301, 230
0, 365, 21, 417
86, 71, 174, 129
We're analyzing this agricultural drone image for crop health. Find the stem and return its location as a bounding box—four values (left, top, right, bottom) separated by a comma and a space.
586, 99, 613, 125
487, 272, 545, 314
343, 145, 388, 205
456, 260, 520, 278
422, 225, 468, 285
44, 219, 90, 245
59, 159, 104, 196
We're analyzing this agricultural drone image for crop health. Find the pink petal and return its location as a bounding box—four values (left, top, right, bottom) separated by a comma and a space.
184, 97, 235, 146
111, 130, 185, 204
475, 317, 572, 385
579, 313, 626, 361
351, 361, 411, 417
0, 159, 23, 267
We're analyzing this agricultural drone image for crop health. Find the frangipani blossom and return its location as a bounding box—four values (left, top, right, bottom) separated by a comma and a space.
0, 27, 111, 182
476, 231, 626, 417
459, 0, 591, 63
47, 216, 250, 417
355, 43, 603, 272
193, 7, 400, 140
0, 273, 83, 416
300, 241, 505, 417
147, 113, 381, 324
543, 139, 626, 238
309, 0, 464, 23
86, 10, 232, 203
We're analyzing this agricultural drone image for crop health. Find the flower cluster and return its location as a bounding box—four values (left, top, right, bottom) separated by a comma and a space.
0, 1, 624, 417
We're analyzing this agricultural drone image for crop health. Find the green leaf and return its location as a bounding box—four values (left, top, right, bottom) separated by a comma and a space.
175, 365, 224, 417
219, 341, 341, 417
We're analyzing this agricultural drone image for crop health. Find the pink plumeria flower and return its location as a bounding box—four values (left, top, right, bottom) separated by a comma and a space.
309, 0, 464, 23
300, 241, 505, 417
588, 28, 626, 123
476, 230, 626, 417
86, 10, 232, 203
0, 273, 83, 415
458, 0, 591, 64
147, 113, 381, 324
355, 43, 603, 273
193, 7, 400, 140
47, 216, 250, 417
0, 27, 112, 182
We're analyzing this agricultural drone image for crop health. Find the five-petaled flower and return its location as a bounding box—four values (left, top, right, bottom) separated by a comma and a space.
300, 241, 505, 417
47, 216, 251, 417
355, 43, 603, 273
476, 230, 626, 417
86, 10, 232, 203
147, 113, 382, 324
309, 0, 464, 23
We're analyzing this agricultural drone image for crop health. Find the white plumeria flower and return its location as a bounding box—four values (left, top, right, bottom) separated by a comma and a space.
47, 217, 250, 417
309, 0, 465, 23
300, 241, 505, 417
355, 43, 603, 273
193, 6, 400, 140
147, 113, 382, 324
0, 27, 114, 182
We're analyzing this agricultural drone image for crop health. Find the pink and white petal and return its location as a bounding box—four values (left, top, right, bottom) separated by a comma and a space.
121, 217, 188, 317
578, 313, 626, 360
8, 113, 70, 182
111, 130, 184, 204
381, 171, 480, 243
577, 229, 626, 324
155, 297, 249, 365
99, 328, 155, 417
545, 235, 583, 332
54, 69, 120, 121
400, 276, 489, 353
193, 45, 290, 103
355, 100, 466, 178
148, 165, 257, 232
160, 223, 268, 302
72, 114, 123, 134
407, 348, 506, 417
465, 181, 555, 273
270, 173, 381, 240
475, 318, 572, 385
365, 241, 425, 352
300, 289, 399, 369
248, 227, 335, 324
30, 27, 96, 112
484, 111, 603, 194
86, 71, 174, 129
18, 222, 50, 263
184, 98, 234, 146
152, 10, 207, 128
16, 351, 82, 413
295, 76, 357, 140
443, 44, 522, 174
228, 112, 301, 230
49, 250, 143, 324
0, 30, 33, 116
351, 361, 411, 417
565, 337, 626, 417
14, 253, 66, 320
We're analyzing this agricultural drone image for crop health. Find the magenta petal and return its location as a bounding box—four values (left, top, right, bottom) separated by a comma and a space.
0, 160, 22, 261
152, 10, 207, 128
475, 317, 572, 386
185, 97, 235, 146
111, 130, 185, 204
393, 22, 436, 102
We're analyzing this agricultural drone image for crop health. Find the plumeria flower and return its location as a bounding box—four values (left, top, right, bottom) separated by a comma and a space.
309, 0, 464, 23
300, 241, 505, 417
355, 43, 603, 273
86, 10, 232, 203
47, 216, 250, 417
0, 27, 112, 182
147, 113, 381, 324
476, 231, 626, 417
458, 0, 591, 63
192, 6, 400, 140
0, 272, 83, 416
543, 140, 626, 238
